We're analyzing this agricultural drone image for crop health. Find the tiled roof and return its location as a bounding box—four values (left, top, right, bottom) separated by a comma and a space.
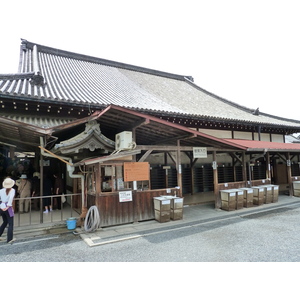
1, 39, 300, 129
223, 139, 300, 151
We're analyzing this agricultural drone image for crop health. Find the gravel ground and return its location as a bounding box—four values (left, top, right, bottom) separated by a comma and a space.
1, 205, 300, 262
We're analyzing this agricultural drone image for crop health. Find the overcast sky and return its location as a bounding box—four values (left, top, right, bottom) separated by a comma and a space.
1, 0, 300, 120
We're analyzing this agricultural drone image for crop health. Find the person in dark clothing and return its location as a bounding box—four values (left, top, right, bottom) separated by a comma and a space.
53, 173, 64, 210
43, 174, 53, 213
31, 172, 41, 210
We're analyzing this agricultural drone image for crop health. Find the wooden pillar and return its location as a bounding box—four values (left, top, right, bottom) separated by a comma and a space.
176, 140, 182, 197
213, 151, 220, 208
266, 152, 271, 181
286, 152, 293, 196
242, 152, 248, 186
191, 157, 198, 195
9, 146, 15, 159
39, 145, 44, 224
164, 153, 168, 188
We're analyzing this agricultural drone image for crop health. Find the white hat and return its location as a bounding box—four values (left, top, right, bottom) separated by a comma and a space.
3, 178, 15, 188
20, 174, 27, 179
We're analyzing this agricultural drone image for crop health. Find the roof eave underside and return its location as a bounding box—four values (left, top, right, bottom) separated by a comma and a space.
0, 116, 50, 151
83, 105, 247, 150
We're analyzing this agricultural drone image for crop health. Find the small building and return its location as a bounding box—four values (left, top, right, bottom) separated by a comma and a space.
1, 39, 300, 227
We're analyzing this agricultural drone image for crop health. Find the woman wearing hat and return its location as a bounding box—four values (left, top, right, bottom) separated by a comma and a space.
0, 177, 16, 244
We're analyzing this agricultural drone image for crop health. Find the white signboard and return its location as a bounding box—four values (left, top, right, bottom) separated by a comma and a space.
119, 190, 133, 202
193, 147, 207, 158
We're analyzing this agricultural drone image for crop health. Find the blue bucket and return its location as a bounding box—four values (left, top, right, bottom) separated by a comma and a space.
66, 218, 77, 230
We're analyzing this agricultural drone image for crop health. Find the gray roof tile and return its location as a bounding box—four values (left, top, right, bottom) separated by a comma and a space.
0, 39, 300, 129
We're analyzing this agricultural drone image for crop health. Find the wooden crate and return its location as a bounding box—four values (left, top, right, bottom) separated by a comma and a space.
220, 189, 243, 211
170, 208, 183, 220
258, 185, 273, 204
263, 184, 279, 202
154, 210, 170, 223
293, 181, 300, 198
239, 188, 253, 208
293, 181, 300, 190
221, 200, 236, 211
171, 197, 184, 210
252, 187, 264, 205
272, 185, 279, 202
153, 197, 171, 211
220, 190, 237, 202
294, 189, 300, 197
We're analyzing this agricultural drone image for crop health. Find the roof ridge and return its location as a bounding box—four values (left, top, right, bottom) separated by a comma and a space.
21, 39, 191, 81
0, 72, 35, 80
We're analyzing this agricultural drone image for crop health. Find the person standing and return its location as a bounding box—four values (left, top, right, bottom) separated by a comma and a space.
53, 173, 64, 210
43, 173, 53, 213
31, 172, 41, 210
17, 174, 31, 213
0, 177, 16, 244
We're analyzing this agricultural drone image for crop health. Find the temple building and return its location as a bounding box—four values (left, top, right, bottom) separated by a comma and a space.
1, 39, 300, 226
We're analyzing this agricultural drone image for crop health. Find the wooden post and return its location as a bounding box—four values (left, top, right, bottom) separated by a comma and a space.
191, 157, 198, 195
176, 140, 182, 197
39, 146, 44, 224
242, 152, 248, 186
266, 152, 271, 181
286, 152, 293, 196
213, 151, 220, 208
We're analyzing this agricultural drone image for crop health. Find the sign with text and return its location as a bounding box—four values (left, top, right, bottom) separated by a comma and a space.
193, 147, 207, 158
124, 162, 150, 182
119, 190, 133, 202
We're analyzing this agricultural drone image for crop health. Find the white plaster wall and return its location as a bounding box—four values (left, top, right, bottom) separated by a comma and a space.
198, 129, 232, 138
233, 131, 252, 139
271, 134, 284, 142
260, 133, 271, 141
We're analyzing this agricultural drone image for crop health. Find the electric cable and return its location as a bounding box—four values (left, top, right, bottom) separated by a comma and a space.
84, 205, 101, 232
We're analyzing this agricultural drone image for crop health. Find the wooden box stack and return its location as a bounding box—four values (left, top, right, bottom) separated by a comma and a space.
293, 181, 300, 197
272, 185, 279, 202
170, 197, 184, 220
252, 186, 265, 206
220, 190, 236, 211
262, 184, 279, 203
153, 197, 171, 223
238, 188, 253, 208
258, 185, 273, 204
220, 189, 243, 211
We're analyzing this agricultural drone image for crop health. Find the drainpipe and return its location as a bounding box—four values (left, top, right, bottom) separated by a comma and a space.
39, 137, 85, 210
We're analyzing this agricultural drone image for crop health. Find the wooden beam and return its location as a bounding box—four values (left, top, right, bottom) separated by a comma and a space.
138, 150, 152, 162
38, 146, 73, 166
167, 152, 176, 165
135, 145, 236, 152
